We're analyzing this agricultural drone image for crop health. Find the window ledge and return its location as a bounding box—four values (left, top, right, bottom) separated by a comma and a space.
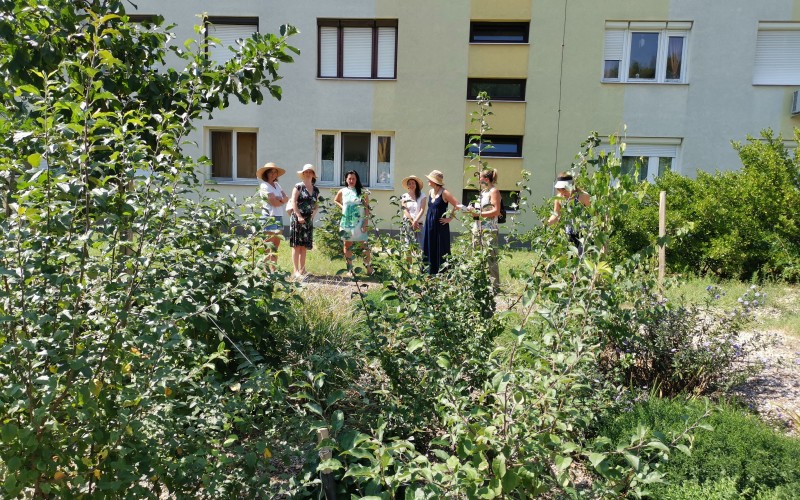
316, 77, 397, 81
467, 99, 526, 103
469, 42, 530, 46
317, 184, 395, 191
463, 156, 524, 159
207, 179, 260, 186
601, 80, 689, 85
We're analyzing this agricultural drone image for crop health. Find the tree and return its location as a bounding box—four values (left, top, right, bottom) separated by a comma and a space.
0, 1, 301, 495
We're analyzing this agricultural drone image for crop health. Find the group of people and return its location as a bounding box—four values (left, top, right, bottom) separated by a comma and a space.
257, 162, 589, 282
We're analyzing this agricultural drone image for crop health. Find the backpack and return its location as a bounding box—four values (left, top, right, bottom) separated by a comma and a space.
498, 198, 507, 224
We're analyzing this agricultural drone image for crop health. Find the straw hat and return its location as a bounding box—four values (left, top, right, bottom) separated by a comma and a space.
425, 170, 445, 186
297, 164, 317, 179
401, 175, 423, 190
256, 162, 285, 181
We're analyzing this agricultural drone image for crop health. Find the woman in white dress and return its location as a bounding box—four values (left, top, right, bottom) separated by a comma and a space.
400, 175, 426, 247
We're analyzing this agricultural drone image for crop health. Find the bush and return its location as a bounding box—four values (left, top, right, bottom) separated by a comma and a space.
608, 128, 800, 282
0, 2, 309, 496
598, 397, 800, 498
601, 284, 772, 396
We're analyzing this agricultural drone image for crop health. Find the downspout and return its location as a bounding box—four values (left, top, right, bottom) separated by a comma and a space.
554, 0, 569, 178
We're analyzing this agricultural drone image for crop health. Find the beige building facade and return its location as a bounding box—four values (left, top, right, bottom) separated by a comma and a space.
131, 0, 800, 228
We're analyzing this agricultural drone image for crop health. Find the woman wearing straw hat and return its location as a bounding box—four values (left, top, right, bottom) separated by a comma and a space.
256, 162, 289, 270
547, 171, 591, 256
399, 175, 426, 247
422, 169, 463, 275
289, 164, 320, 280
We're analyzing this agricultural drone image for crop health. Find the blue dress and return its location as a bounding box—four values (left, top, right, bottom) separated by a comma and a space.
422, 192, 451, 274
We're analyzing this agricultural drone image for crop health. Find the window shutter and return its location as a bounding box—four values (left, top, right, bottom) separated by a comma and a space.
207, 23, 257, 65
342, 27, 373, 78
624, 144, 677, 158
376, 27, 396, 78
319, 26, 339, 77
604, 29, 625, 62
753, 29, 800, 85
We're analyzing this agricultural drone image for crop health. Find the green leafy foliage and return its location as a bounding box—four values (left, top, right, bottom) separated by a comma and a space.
598, 397, 800, 498
608, 128, 800, 282
0, 1, 306, 496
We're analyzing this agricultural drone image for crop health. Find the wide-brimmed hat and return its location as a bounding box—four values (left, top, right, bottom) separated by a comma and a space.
425, 170, 445, 186
297, 164, 317, 179
401, 175, 423, 189
256, 162, 285, 181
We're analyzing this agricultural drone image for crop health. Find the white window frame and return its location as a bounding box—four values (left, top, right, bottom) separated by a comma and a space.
316, 131, 395, 188
206, 127, 259, 182
205, 17, 259, 66
601, 137, 682, 182
602, 21, 691, 84
753, 22, 800, 85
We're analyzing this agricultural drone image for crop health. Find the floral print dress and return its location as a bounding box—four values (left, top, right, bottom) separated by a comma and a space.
289, 182, 319, 248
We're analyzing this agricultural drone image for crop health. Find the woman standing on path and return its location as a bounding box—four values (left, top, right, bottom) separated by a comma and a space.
469, 168, 502, 286
546, 171, 591, 255
256, 162, 288, 271
289, 164, 320, 280
334, 170, 373, 275
400, 175, 426, 247
422, 170, 463, 275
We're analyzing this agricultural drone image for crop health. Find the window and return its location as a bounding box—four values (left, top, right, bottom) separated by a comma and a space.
209, 129, 257, 180
205, 16, 259, 65
467, 79, 526, 101
465, 135, 523, 157
318, 19, 397, 79
753, 23, 800, 85
614, 142, 679, 182
469, 22, 529, 43
602, 21, 690, 83
317, 131, 394, 187
462, 189, 520, 212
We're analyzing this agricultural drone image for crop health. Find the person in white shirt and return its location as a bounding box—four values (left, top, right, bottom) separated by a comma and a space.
400, 175, 426, 247
256, 162, 289, 270
468, 168, 502, 287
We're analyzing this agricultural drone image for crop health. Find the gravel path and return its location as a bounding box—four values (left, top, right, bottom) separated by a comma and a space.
730, 327, 800, 435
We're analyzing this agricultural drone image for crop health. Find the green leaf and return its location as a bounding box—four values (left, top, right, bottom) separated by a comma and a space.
27, 153, 42, 167
646, 441, 669, 452
342, 464, 375, 478
331, 410, 344, 433
407, 338, 424, 353
675, 444, 692, 456
554, 455, 572, 474
588, 452, 607, 468
623, 452, 640, 471
492, 453, 506, 478
325, 390, 345, 407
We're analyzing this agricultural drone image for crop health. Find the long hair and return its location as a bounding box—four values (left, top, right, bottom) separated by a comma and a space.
408, 178, 421, 199
344, 170, 363, 196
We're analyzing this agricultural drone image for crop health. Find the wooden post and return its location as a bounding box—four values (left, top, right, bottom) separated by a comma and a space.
317, 428, 337, 499
658, 190, 666, 287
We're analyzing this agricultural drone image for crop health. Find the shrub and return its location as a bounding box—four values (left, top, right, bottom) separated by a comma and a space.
0, 2, 308, 496
609, 128, 800, 282
598, 396, 800, 498
601, 284, 772, 396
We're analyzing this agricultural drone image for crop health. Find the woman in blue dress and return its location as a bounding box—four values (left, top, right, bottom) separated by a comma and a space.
422, 170, 463, 275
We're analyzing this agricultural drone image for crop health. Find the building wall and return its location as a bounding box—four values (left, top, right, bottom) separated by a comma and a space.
131, 0, 800, 229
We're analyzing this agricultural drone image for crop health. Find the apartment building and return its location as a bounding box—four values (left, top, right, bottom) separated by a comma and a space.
131, 0, 800, 229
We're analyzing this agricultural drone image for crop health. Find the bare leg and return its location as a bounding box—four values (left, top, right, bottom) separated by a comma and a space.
343, 241, 354, 270
291, 245, 301, 276
266, 234, 280, 271
298, 246, 308, 275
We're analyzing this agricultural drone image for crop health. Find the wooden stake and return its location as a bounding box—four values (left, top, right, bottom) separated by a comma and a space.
658, 190, 666, 286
